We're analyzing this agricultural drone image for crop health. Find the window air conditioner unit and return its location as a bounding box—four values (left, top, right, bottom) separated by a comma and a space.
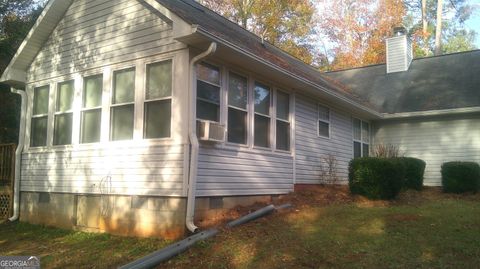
197, 120, 225, 142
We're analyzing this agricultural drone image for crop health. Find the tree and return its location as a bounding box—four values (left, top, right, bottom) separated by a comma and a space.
317, 0, 406, 70
199, 0, 319, 65
434, 0, 443, 55
0, 0, 43, 144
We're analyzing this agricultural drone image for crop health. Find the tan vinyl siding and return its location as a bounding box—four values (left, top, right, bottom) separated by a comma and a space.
196, 147, 294, 196
373, 114, 480, 186
295, 94, 353, 184
28, 0, 184, 82
20, 144, 185, 196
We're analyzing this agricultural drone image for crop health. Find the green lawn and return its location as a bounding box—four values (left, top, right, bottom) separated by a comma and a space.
1, 189, 479, 269
0, 221, 170, 268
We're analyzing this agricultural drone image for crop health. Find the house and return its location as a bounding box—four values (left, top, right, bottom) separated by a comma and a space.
0, 0, 478, 239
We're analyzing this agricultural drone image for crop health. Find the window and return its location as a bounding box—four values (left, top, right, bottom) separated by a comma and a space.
53, 80, 74, 145
31, 85, 49, 147
110, 68, 135, 141
227, 72, 248, 144
318, 104, 330, 138
276, 91, 290, 151
254, 82, 271, 148
196, 63, 220, 122
144, 60, 172, 139
353, 118, 370, 157
81, 75, 102, 143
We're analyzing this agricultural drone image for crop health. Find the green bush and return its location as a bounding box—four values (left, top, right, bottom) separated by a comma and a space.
441, 162, 480, 193
349, 157, 405, 200
396, 157, 426, 190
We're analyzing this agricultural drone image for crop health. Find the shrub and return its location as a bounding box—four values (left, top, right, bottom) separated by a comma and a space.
372, 144, 402, 158
441, 162, 480, 193
349, 157, 405, 200
396, 157, 426, 190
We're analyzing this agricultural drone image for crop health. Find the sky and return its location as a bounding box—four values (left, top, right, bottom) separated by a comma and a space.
465, 1, 480, 47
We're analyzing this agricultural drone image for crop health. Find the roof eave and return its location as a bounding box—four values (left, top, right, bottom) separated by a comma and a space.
382, 107, 480, 119
191, 27, 382, 119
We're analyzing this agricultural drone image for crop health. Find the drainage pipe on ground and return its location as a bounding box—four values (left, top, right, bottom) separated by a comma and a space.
9, 88, 26, 222
119, 228, 219, 269
120, 203, 291, 269
186, 42, 217, 233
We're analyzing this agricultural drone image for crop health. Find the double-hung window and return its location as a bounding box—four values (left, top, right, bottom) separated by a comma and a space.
144, 60, 172, 139
227, 72, 248, 144
353, 118, 370, 157
254, 82, 271, 148
318, 104, 330, 138
53, 81, 74, 145
196, 63, 220, 122
110, 68, 135, 141
31, 85, 49, 147
276, 91, 290, 151
81, 75, 102, 143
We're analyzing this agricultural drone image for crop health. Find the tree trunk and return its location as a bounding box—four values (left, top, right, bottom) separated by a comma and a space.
421, 0, 428, 54
435, 0, 443, 55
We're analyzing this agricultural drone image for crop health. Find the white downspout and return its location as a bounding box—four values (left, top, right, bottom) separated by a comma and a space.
9, 88, 26, 222
186, 42, 217, 233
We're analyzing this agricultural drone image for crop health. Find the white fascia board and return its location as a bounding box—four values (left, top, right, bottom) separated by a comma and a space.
382, 107, 480, 119
0, 68, 27, 85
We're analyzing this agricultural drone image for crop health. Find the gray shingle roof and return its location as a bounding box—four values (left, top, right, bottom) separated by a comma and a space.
325, 50, 480, 114
156, 0, 374, 110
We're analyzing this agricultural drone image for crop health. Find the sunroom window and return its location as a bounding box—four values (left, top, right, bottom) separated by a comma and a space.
318, 104, 330, 138
53, 80, 74, 145
144, 60, 172, 139
353, 118, 370, 157
196, 63, 220, 122
81, 75, 102, 144
254, 82, 271, 148
110, 68, 135, 141
227, 72, 248, 144
30, 85, 49, 147
276, 90, 290, 151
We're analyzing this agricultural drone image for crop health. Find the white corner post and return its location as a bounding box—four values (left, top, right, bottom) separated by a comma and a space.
9, 88, 27, 221
186, 42, 217, 233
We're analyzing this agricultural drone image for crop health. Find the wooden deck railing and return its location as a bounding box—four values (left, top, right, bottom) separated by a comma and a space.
0, 144, 15, 220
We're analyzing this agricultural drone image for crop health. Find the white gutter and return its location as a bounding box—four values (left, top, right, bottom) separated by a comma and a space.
382, 106, 480, 119
192, 27, 383, 119
9, 88, 27, 222
186, 42, 217, 233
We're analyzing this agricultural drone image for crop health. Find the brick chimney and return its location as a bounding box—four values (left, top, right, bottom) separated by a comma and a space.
386, 27, 413, 73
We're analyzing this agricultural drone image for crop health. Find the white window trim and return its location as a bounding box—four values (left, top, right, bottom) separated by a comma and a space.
109, 67, 136, 141
142, 59, 174, 140
225, 70, 249, 146
252, 80, 272, 149
317, 103, 331, 139
196, 62, 222, 123
79, 74, 103, 145
274, 89, 292, 153
52, 80, 75, 146
29, 85, 50, 148
353, 118, 370, 157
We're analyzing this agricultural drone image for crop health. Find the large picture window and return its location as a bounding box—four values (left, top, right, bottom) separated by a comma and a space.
81, 75, 102, 143
196, 63, 220, 122
110, 68, 135, 141
318, 104, 330, 138
53, 80, 74, 145
276, 91, 290, 151
227, 72, 248, 144
254, 82, 271, 148
31, 85, 49, 147
353, 118, 370, 158
144, 60, 172, 139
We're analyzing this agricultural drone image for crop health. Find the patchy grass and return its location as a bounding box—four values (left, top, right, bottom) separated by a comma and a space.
1, 187, 479, 269
162, 187, 480, 269
0, 222, 170, 268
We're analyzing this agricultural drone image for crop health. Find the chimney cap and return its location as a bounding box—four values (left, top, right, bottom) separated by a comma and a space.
393, 26, 407, 36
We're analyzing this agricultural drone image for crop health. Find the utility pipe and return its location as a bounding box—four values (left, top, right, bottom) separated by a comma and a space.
9, 88, 26, 222
186, 42, 217, 233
